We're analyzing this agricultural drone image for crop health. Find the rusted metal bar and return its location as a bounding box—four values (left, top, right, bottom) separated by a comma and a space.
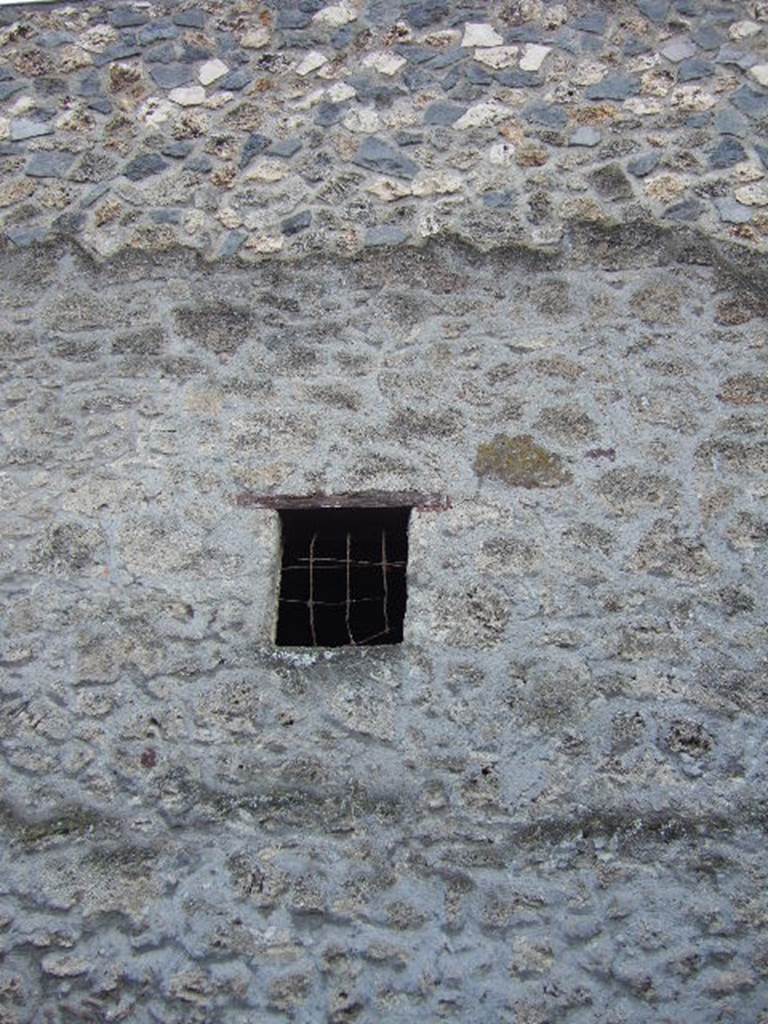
235, 490, 450, 511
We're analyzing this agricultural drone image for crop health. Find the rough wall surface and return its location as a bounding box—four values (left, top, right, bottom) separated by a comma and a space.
1, 3, 768, 1024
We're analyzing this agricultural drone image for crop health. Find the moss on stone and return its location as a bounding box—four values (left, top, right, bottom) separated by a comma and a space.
474, 434, 571, 488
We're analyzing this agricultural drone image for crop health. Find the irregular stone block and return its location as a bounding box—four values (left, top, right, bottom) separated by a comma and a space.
354, 136, 419, 179
123, 152, 169, 181
26, 150, 75, 178
474, 434, 571, 488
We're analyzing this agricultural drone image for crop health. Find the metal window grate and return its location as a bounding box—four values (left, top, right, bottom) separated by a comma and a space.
276, 507, 410, 647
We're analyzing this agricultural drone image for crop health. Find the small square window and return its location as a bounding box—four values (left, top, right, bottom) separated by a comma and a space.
276, 506, 410, 647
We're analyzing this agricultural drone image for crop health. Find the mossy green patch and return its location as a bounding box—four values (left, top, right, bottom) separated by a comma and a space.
474, 434, 571, 488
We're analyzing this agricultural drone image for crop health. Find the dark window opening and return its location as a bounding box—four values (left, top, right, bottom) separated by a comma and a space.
276, 507, 410, 647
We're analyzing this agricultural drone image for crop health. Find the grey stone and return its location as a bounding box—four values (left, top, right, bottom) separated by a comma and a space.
123, 153, 169, 181
714, 197, 753, 223
404, 0, 449, 28
660, 36, 696, 62
691, 24, 724, 50
716, 46, 758, 70
137, 21, 179, 45
428, 47, 464, 70
144, 42, 178, 64
91, 42, 142, 66
465, 63, 493, 86
240, 133, 271, 168
524, 104, 568, 129
149, 64, 193, 89
150, 209, 182, 224
37, 30, 75, 46
186, 154, 212, 173
220, 230, 246, 256
173, 9, 206, 28
276, 9, 311, 28
76, 70, 103, 97
217, 69, 252, 91
482, 190, 515, 208
281, 210, 312, 235
624, 36, 650, 57
678, 58, 714, 81
569, 126, 602, 147
162, 141, 194, 159
10, 119, 54, 142
26, 150, 75, 178
714, 108, 748, 136
495, 70, 540, 89
424, 101, 467, 126
353, 137, 420, 179
637, 0, 669, 22
709, 138, 746, 169
396, 45, 436, 65
585, 74, 640, 100
730, 86, 768, 118
88, 97, 113, 115
755, 144, 768, 170
627, 151, 661, 177
662, 198, 703, 221
314, 102, 343, 127
0, 80, 22, 102
363, 224, 409, 246
6, 224, 48, 246
267, 138, 302, 159
109, 7, 149, 27
573, 10, 608, 33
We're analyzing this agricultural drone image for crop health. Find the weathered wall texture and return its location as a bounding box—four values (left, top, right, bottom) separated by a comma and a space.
1, 2, 768, 1023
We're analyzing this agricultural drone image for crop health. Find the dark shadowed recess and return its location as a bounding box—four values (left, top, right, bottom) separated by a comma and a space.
276, 507, 410, 647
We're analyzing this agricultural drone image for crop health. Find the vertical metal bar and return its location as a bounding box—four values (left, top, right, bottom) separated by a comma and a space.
381, 528, 390, 639
345, 530, 355, 645
308, 531, 317, 646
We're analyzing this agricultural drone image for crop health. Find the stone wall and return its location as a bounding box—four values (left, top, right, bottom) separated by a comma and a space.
1, 2, 768, 1023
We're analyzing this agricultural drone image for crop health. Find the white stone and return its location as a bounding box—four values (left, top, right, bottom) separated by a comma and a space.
461, 22, 503, 48
367, 178, 412, 201
733, 161, 764, 183
734, 183, 768, 206
313, 1, 357, 26
0, 117, 8, 141
295, 50, 328, 76
294, 87, 325, 110
218, 205, 243, 229
454, 101, 508, 130
749, 63, 768, 87
326, 81, 356, 102
241, 27, 270, 48
729, 20, 762, 40
473, 46, 517, 69
570, 62, 606, 86
78, 25, 118, 53
411, 171, 463, 196
519, 43, 550, 71
487, 140, 515, 165
244, 158, 289, 182
660, 36, 695, 62
198, 59, 228, 86
169, 86, 206, 106
362, 51, 407, 75
670, 85, 716, 111
245, 235, 284, 253
342, 107, 380, 132
42, 956, 89, 978
624, 96, 663, 115
136, 97, 173, 126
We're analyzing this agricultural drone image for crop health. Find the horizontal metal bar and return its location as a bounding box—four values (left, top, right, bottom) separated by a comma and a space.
236, 490, 449, 511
